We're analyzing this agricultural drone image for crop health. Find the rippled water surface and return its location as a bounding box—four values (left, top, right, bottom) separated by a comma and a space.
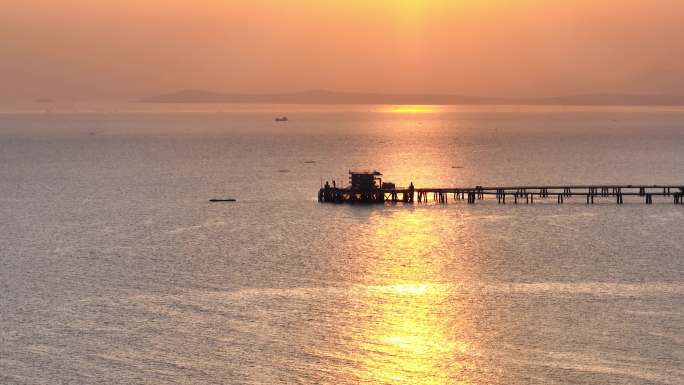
2, 105, 683, 384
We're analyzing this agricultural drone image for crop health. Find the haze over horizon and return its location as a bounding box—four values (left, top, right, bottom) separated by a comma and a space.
3, 0, 684, 102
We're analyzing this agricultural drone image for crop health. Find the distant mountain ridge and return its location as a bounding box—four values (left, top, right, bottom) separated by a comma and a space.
137, 89, 684, 106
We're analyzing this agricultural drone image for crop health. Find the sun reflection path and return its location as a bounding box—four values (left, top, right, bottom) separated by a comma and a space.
384, 105, 443, 114
351, 210, 474, 385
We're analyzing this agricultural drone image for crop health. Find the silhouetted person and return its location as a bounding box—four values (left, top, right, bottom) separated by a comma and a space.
323, 181, 331, 202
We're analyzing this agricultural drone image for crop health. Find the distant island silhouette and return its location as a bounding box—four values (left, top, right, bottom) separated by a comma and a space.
137, 89, 684, 106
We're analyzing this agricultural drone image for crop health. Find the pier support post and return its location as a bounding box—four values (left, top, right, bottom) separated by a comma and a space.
467, 192, 476, 204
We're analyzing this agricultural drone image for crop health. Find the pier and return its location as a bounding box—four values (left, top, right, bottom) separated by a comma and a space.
318, 171, 684, 205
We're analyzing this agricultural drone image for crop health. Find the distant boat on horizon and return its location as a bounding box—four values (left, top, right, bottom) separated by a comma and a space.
275, 116, 289, 122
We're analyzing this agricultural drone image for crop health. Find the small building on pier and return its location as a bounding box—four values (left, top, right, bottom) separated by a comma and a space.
349, 170, 382, 191
319, 170, 414, 204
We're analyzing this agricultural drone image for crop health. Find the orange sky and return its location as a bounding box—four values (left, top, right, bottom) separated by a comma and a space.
2, 0, 683, 101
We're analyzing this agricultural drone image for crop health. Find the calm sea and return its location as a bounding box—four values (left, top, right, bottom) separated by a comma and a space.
1, 105, 683, 384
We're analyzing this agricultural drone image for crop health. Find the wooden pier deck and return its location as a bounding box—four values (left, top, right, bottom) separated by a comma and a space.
319, 184, 684, 205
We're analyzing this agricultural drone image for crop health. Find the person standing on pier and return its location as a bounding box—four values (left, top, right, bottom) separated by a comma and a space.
324, 181, 331, 202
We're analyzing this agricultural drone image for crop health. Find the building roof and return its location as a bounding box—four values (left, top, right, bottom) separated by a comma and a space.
349, 170, 382, 175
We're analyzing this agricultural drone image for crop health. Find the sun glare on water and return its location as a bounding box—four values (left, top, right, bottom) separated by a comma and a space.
338, 210, 475, 384
386, 105, 442, 114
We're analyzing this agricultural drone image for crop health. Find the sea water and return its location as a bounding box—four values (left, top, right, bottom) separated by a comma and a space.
1, 105, 683, 384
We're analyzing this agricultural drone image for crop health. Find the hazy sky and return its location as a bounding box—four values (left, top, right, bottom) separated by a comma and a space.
2, 0, 683, 101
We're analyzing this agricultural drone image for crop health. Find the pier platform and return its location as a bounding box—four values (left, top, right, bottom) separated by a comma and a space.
318, 171, 684, 205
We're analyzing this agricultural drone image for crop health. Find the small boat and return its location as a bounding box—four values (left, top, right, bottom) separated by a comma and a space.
275, 116, 289, 122
209, 198, 237, 202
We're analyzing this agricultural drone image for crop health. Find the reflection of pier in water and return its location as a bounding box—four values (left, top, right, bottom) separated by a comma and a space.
319, 171, 684, 205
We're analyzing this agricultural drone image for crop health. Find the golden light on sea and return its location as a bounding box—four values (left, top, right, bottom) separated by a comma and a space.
385, 105, 443, 114
345, 210, 474, 384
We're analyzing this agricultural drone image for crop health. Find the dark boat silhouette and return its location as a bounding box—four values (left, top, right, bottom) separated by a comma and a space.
209, 198, 237, 202
275, 116, 289, 122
